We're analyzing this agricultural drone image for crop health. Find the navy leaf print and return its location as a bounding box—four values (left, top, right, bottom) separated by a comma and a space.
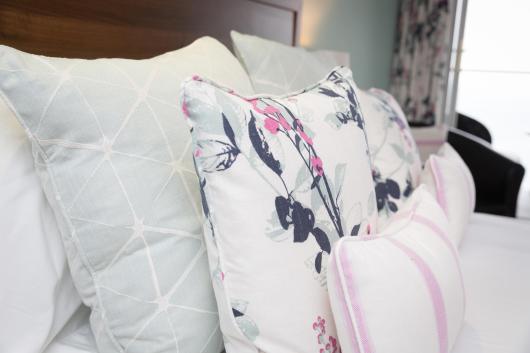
292, 201, 315, 243
295, 134, 301, 149
193, 158, 210, 218
386, 179, 400, 199
318, 87, 342, 98
403, 177, 413, 198
375, 183, 387, 211
248, 112, 282, 175
223, 113, 237, 147
317, 71, 365, 130
350, 223, 361, 236
375, 176, 401, 213
194, 163, 215, 237
312, 227, 331, 253
310, 175, 321, 189
199, 177, 209, 218
199, 139, 240, 172
232, 308, 244, 318
315, 251, 323, 273
275, 196, 292, 230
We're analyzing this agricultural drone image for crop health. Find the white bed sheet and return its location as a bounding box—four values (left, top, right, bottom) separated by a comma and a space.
44, 213, 530, 353
452, 213, 530, 353
44, 306, 96, 353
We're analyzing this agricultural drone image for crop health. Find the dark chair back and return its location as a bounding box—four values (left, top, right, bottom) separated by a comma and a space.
447, 128, 525, 217
456, 113, 493, 144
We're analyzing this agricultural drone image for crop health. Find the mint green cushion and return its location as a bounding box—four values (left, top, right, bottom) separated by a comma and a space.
0, 37, 253, 353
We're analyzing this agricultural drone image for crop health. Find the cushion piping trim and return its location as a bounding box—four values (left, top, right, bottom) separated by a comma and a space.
337, 194, 464, 353
192, 149, 258, 352
334, 239, 375, 353
430, 156, 448, 215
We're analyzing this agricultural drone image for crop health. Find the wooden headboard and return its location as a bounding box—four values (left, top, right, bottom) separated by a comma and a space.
0, 0, 302, 58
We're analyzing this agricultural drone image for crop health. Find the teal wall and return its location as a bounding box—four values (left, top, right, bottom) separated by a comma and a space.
300, 0, 399, 90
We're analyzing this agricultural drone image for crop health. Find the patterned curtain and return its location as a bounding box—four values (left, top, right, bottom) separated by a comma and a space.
390, 0, 456, 126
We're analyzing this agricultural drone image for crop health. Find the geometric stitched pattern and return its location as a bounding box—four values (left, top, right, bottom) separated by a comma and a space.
231, 30, 340, 95
0, 37, 253, 353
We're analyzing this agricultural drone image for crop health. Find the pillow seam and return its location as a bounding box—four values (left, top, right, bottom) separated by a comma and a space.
194, 155, 258, 352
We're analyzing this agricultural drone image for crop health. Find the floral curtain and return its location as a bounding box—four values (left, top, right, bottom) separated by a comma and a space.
389, 0, 456, 126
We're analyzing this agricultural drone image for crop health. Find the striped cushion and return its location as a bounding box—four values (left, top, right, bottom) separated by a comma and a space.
421, 143, 475, 246
327, 186, 465, 353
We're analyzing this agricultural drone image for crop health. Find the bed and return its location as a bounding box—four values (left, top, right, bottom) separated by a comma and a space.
453, 213, 530, 353
40, 213, 530, 353
1, 1, 529, 353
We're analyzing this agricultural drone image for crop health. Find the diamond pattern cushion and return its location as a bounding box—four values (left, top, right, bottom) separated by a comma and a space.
231, 30, 338, 95
0, 37, 253, 353
181, 67, 377, 353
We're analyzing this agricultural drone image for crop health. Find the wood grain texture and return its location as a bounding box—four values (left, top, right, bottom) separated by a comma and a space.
0, 0, 301, 58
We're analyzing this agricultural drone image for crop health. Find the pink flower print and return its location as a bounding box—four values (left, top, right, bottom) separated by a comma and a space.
263, 105, 280, 114
249, 99, 280, 115
295, 121, 313, 145
298, 128, 313, 146
194, 149, 202, 157
278, 115, 291, 130
248, 99, 262, 113
313, 316, 341, 353
181, 100, 189, 119
311, 157, 324, 176
264, 118, 280, 134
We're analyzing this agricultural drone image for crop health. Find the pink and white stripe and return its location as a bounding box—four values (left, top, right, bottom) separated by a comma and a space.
327, 187, 465, 353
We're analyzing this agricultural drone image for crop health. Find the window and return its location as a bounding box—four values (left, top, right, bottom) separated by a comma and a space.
455, 0, 530, 218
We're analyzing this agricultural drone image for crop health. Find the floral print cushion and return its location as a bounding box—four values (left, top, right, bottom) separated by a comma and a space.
181, 67, 377, 353
358, 88, 422, 222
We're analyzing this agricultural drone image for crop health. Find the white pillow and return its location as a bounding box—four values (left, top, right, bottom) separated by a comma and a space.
0, 99, 81, 352
328, 186, 465, 353
0, 37, 253, 353
420, 143, 475, 246
182, 67, 377, 353
439, 143, 476, 209
231, 32, 423, 219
